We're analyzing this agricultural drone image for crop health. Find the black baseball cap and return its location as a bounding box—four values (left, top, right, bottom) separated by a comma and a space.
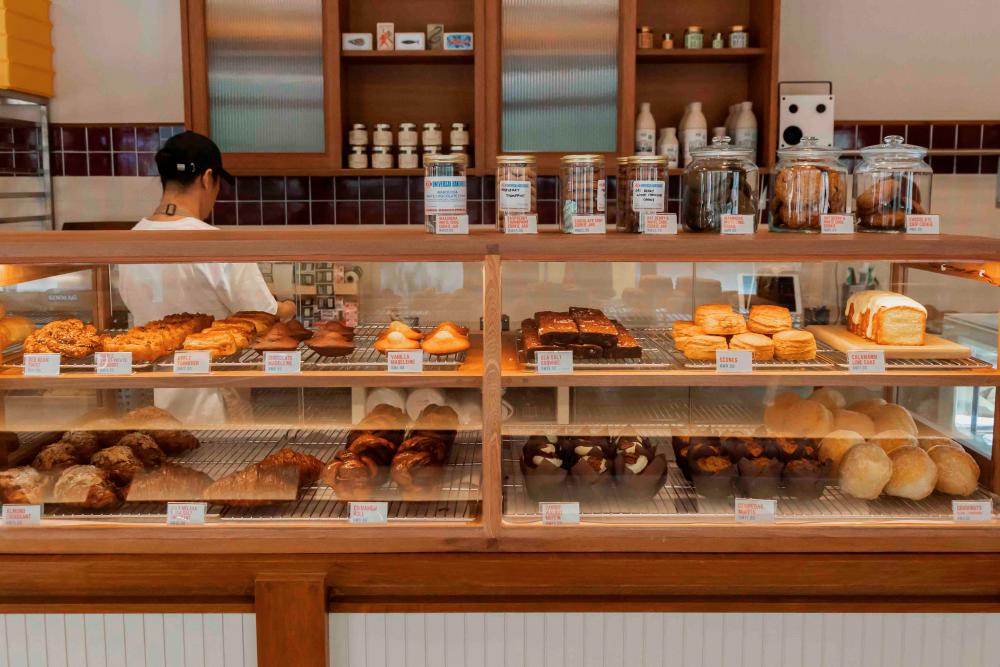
155, 131, 235, 186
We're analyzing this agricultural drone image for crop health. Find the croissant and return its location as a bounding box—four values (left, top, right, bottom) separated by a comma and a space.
257, 447, 324, 488
125, 464, 214, 502
202, 464, 299, 507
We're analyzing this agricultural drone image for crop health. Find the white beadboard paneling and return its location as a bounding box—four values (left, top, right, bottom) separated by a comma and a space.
162, 615, 185, 667
102, 614, 125, 667
42, 615, 67, 667
84, 615, 106, 667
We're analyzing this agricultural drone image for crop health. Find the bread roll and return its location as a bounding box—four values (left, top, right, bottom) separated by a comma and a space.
917, 436, 962, 453
884, 445, 937, 500
871, 429, 918, 455
927, 445, 980, 496
832, 409, 876, 438
870, 404, 918, 436
767, 397, 833, 437
763, 392, 804, 432
809, 388, 846, 412
839, 443, 893, 500
848, 397, 887, 417
819, 430, 865, 475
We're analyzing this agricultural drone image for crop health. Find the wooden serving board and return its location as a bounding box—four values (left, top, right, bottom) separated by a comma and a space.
807, 325, 971, 359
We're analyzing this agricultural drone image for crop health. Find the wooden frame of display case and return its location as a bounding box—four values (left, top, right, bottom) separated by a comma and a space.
2, 228, 1000, 665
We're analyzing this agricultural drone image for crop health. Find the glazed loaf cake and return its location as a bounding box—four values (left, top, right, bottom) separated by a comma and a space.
845, 290, 927, 345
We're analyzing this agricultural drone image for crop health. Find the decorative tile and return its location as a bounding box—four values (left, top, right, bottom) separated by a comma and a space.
957, 124, 982, 149
136, 127, 160, 151
538, 176, 558, 200
212, 201, 237, 226
360, 199, 384, 223
236, 176, 261, 200
113, 152, 137, 176
287, 200, 311, 225
14, 152, 39, 174
360, 176, 383, 200
61, 126, 87, 151
384, 176, 408, 200
857, 124, 882, 147
237, 202, 263, 225
311, 200, 336, 224
335, 176, 360, 201
12, 126, 38, 150
286, 176, 309, 200
86, 126, 111, 151
930, 124, 957, 149
335, 201, 360, 225
217, 176, 235, 200
48, 126, 62, 151
310, 176, 334, 200
260, 176, 286, 200
385, 200, 409, 225
906, 124, 931, 148
833, 125, 857, 150
137, 152, 158, 177
112, 127, 136, 152
261, 202, 286, 225
63, 152, 88, 176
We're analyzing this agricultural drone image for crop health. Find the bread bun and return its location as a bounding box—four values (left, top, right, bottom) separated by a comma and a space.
847, 397, 887, 417
809, 388, 846, 411
763, 392, 803, 432
870, 404, 918, 436
773, 398, 833, 437
819, 430, 865, 475
884, 445, 937, 500
832, 409, 876, 438
927, 445, 980, 496
838, 443, 893, 500
917, 436, 962, 453
870, 429, 918, 455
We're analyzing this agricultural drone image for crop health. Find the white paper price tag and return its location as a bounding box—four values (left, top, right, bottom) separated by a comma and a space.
264, 351, 301, 374
952, 499, 992, 522
821, 214, 855, 234
433, 214, 469, 234
387, 349, 423, 373
631, 180, 666, 212
906, 214, 940, 234
503, 213, 538, 234
720, 214, 755, 235
22, 353, 60, 376
167, 502, 207, 525
735, 498, 776, 523
540, 502, 580, 525
172, 350, 211, 375
2, 504, 41, 526
498, 180, 531, 211
535, 350, 573, 374
715, 349, 752, 373
641, 213, 678, 235
95, 351, 132, 375
569, 214, 606, 234
349, 501, 388, 524
847, 350, 886, 373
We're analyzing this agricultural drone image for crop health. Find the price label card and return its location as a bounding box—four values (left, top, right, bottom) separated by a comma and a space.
569, 214, 606, 234
172, 350, 211, 375
264, 351, 301, 374
95, 351, 132, 375
720, 214, 756, 235
821, 214, 855, 234
715, 349, 752, 373
535, 350, 573, 374
349, 501, 388, 525
167, 502, 207, 525
503, 213, 538, 234
498, 180, 531, 211
22, 353, 60, 377
735, 498, 776, 523
641, 213, 678, 235
952, 499, 993, 522
631, 180, 666, 212
906, 214, 940, 234
387, 349, 423, 373
847, 350, 886, 373
433, 214, 470, 235
540, 502, 580, 525
2, 504, 41, 526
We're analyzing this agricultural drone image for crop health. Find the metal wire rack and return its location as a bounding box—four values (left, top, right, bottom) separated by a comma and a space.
1, 331, 153, 373
835, 356, 993, 371
643, 329, 840, 370
517, 332, 674, 370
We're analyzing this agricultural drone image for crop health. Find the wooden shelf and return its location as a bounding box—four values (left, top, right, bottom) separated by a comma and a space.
341, 49, 475, 64
637, 47, 767, 63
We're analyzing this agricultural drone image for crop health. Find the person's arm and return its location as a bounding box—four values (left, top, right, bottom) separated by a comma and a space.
275, 299, 297, 320
201, 262, 282, 316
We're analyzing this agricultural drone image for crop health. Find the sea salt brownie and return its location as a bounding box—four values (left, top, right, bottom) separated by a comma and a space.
570, 308, 618, 348
521, 318, 561, 361
535, 311, 579, 345
609, 320, 642, 359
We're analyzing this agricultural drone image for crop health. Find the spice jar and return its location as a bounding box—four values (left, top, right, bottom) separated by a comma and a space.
496, 155, 537, 230
637, 25, 654, 49
682, 136, 759, 233
560, 154, 606, 233
729, 25, 749, 48
853, 135, 932, 233
614, 156, 631, 230
348, 145, 368, 169
422, 123, 443, 146
372, 123, 392, 147
450, 123, 469, 146
618, 155, 667, 233
371, 146, 393, 169
684, 26, 703, 49
424, 153, 467, 230
769, 137, 848, 233
711, 32, 724, 48
661, 32, 674, 49
398, 123, 418, 147
399, 146, 418, 169
348, 123, 367, 146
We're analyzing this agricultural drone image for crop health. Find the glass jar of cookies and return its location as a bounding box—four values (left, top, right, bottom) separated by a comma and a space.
496, 155, 537, 230
560, 154, 606, 233
769, 137, 848, 233
681, 136, 758, 233
853, 135, 932, 233
614, 156, 630, 230
617, 155, 668, 233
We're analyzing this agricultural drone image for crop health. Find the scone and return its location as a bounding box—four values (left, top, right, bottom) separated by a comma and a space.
772, 329, 816, 361
672, 321, 704, 352
682, 334, 728, 361
870, 429, 919, 455
693, 304, 734, 328
838, 442, 893, 500
747, 305, 792, 335
884, 446, 937, 500
729, 332, 774, 361
819, 430, 866, 475
927, 445, 980, 496
700, 311, 747, 336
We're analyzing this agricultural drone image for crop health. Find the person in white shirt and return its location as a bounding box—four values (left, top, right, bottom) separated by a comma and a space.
117, 131, 296, 423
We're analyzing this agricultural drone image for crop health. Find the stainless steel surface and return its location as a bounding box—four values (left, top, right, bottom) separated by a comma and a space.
206, 0, 325, 153
502, 0, 618, 152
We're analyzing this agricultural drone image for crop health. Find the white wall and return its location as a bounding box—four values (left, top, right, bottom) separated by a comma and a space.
780, 0, 1000, 120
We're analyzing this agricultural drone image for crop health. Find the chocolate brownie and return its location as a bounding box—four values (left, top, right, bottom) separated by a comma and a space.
535, 311, 579, 345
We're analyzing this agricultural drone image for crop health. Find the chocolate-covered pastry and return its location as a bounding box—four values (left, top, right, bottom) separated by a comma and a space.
125, 464, 213, 502
570, 448, 612, 499
535, 311, 579, 345
52, 465, 121, 509
305, 331, 355, 357
321, 450, 381, 499
559, 436, 615, 467
690, 455, 737, 498
257, 447, 324, 488
737, 457, 784, 499
142, 429, 200, 455
782, 458, 832, 499
613, 438, 669, 499
614, 434, 657, 458
115, 432, 165, 467
520, 436, 568, 501
390, 450, 444, 499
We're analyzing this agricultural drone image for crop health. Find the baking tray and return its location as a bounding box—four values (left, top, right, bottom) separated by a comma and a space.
517, 331, 674, 370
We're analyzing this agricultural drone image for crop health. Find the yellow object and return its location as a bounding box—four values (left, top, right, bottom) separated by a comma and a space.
0, 0, 52, 97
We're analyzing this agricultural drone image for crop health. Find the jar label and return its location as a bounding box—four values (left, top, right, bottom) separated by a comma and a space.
499, 180, 531, 211
640, 213, 677, 235
568, 214, 606, 234
425, 175, 467, 214
597, 179, 606, 212
504, 213, 537, 234
734, 128, 757, 152
720, 214, 755, 235
821, 214, 855, 234
632, 180, 665, 211
905, 214, 940, 234
636, 129, 656, 155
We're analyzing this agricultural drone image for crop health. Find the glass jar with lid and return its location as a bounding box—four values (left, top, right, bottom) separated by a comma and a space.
853, 135, 932, 233
371, 146, 393, 169
560, 154, 606, 233
681, 136, 758, 233
450, 123, 469, 147
348, 123, 367, 146
618, 155, 668, 233
423, 153, 467, 230
398, 146, 418, 169
769, 137, 848, 233
496, 155, 537, 230
614, 156, 631, 230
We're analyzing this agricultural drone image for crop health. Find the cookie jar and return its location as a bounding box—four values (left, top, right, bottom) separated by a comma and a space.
853, 135, 932, 233
768, 137, 848, 232
681, 136, 758, 233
